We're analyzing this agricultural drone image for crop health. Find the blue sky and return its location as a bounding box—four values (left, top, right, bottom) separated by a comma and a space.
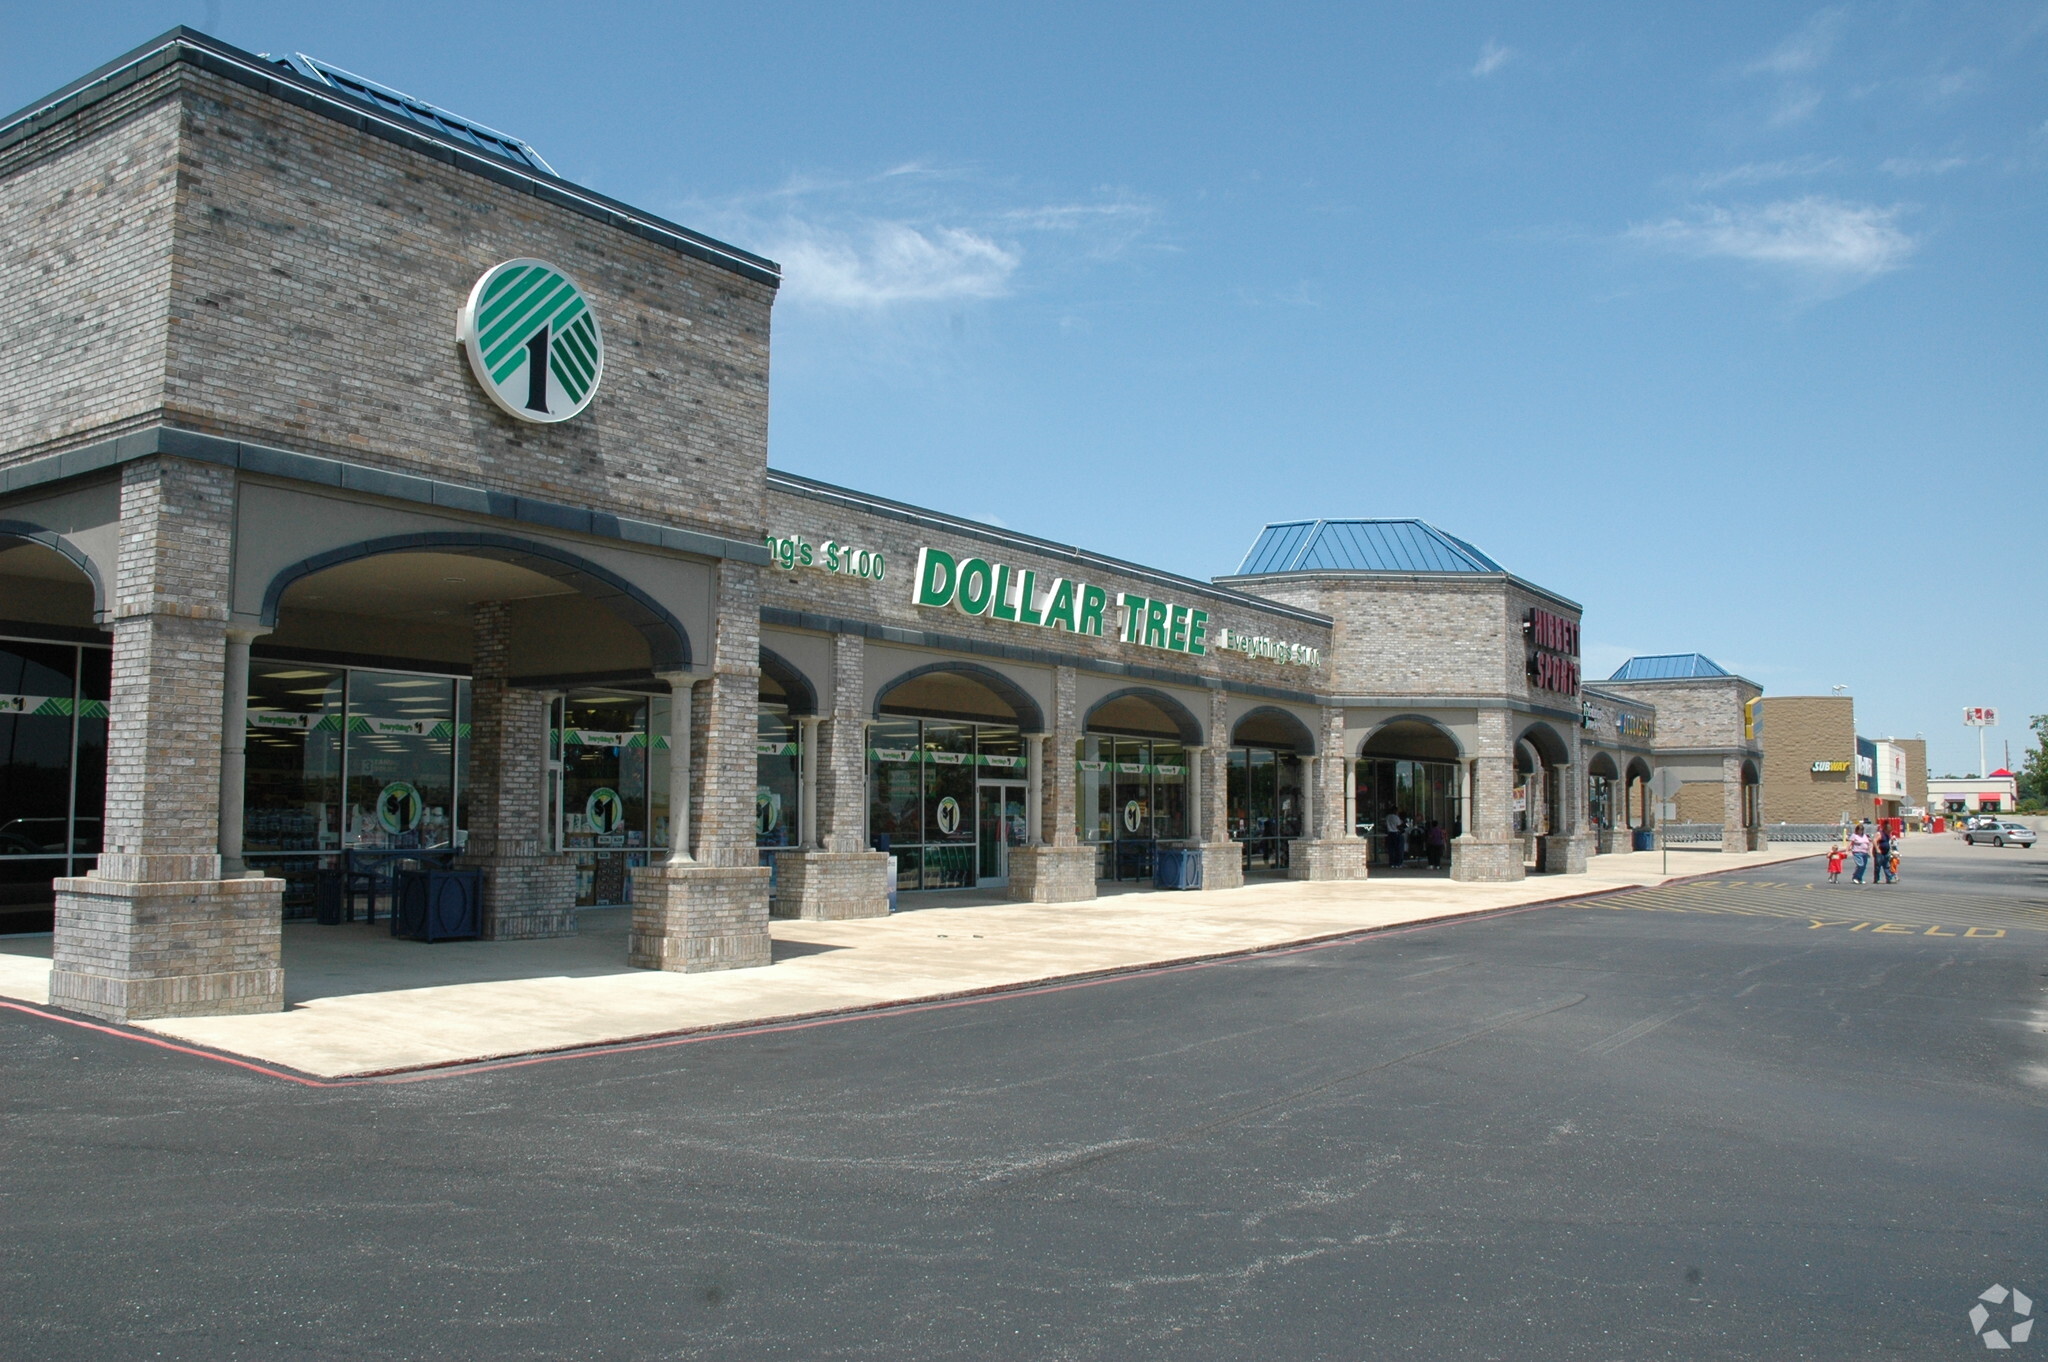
8, 3, 2044, 777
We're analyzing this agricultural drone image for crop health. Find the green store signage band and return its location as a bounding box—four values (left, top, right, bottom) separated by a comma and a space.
913, 547, 1320, 667
765, 532, 886, 582
459, 259, 604, 423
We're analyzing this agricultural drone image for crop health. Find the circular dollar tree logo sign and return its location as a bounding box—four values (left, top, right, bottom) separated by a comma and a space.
1123, 799, 1144, 834
585, 787, 624, 835
458, 259, 604, 423
935, 796, 962, 837
376, 781, 423, 835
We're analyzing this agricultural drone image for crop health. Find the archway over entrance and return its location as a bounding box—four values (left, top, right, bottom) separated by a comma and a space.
1587, 751, 1620, 852
0, 531, 109, 934
1357, 717, 1463, 868
1229, 707, 1315, 873
871, 663, 1042, 894
1516, 722, 1573, 872
1080, 688, 1202, 882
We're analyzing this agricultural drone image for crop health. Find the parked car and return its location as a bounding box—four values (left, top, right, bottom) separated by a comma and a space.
1964, 821, 2037, 848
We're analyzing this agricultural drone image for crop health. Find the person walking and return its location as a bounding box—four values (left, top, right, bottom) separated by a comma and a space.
1384, 809, 1406, 868
1847, 824, 1872, 884
1426, 819, 1447, 869
1874, 826, 1895, 884
1826, 844, 1846, 883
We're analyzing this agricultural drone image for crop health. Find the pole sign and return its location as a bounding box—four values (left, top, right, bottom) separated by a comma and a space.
1524, 607, 1580, 697
459, 259, 603, 423
912, 546, 1321, 668
1963, 707, 1998, 726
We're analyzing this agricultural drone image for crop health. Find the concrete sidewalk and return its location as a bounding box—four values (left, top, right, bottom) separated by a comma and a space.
0, 844, 1821, 1076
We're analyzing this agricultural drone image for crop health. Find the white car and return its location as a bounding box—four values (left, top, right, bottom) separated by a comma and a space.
1964, 820, 2037, 848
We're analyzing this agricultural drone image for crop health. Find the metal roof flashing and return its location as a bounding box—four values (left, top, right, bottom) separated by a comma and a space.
0, 27, 780, 288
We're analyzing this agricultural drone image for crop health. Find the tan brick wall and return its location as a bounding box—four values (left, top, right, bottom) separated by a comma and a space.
1238, 576, 1524, 698
1759, 696, 1860, 825
4, 65, 775, 548
0, 74, 183, 461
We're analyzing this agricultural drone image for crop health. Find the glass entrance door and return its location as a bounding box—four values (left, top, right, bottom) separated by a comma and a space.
976, 782, 1027, 887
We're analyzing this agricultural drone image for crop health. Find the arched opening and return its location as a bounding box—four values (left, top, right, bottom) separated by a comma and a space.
0, 532, 108, 934
1624, 757, 1654, 837
252, 542, 688, 922
1356, 717, 1463, 871
1079, 688, 1203, 882
1587, 752, 1620, 852
1516, 723, 1572, 871
1741, 758, 1762, 832
754, 649, 818, 855
1229, 707, 1315, 873
871, 664, 1041, 894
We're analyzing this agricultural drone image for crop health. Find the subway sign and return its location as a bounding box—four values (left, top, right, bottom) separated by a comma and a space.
912, 547, 1319, 666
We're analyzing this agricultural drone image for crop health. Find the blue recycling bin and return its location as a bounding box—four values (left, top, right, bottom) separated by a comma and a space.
1632, 827, 1653, 852
1154, 846, 1203, 890
392, 867, 482, 941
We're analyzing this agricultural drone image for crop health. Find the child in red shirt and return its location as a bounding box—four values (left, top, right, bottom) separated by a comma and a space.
1826, 846, 1846, 883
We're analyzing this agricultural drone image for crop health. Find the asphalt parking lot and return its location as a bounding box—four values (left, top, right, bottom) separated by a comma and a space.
3, 842, 2043, 1360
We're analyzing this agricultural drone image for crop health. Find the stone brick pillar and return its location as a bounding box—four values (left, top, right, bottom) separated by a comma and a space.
1720, 756, 1748, 854
1009, 665, 1095, 901
768, 631, 888, 920
1291, 705, 1368, 881
51, 458, 283, 1022
631, 561, 771, 968
1192, 687, 1245, 890
1538, 755, 1591, 874
1452, 708, 1524, 882
461, 601, 576, 939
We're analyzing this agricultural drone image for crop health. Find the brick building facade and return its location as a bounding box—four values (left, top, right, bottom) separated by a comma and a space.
0, 30, 1768, 1022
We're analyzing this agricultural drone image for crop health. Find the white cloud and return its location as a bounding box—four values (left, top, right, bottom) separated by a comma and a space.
768, 220, 1018, 307
1627, 196, 1917, 281
1879, 154, 1970, 177
1746, 7, 1848, 76
1471, 39, 1513, 77
1682, 156, 1841, 190
1768, 87, 1824, 126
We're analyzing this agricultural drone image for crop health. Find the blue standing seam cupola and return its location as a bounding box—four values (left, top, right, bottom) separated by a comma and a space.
1232, 519, 1506, 576
1607, 654, 1730, 681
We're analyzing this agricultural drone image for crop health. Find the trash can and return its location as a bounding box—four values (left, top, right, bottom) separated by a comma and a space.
391, 867, 482, 941
1631, 827, 1654, 852
1154, 846, 1203, 890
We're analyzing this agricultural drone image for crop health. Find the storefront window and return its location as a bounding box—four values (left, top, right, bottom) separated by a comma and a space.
1076, 735, 1188, 879
1229, 746, 1300, 869
559, 693, 652, 907
0, 638, 108, 928
343, 672, 459, 851
756, 705, 800, 847
1356, 757, 1462, 865
867, 717, 1024, 893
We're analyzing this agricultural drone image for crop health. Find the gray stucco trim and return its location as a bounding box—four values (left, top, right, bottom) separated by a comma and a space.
0, 426, 772, 567
1216, 568, 1584, 615
0, 29, 781, 288
0, 520, 106, 622
767, 469, 1332, 629
1326, 694, 1587, 725
761, 606, 1322, 707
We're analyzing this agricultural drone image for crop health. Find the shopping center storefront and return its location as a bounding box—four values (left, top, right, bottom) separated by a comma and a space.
0, 30, 1765, 1022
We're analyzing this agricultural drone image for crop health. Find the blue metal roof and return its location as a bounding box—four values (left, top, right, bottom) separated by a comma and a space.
1607, 653, 1730, 681
1232, 519, 1506, 576
270, 53, 556, 175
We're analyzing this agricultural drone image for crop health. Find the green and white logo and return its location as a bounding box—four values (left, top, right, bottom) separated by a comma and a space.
376, 781, 424, 835
585, 787, 625, 835
458, 259, 604, 423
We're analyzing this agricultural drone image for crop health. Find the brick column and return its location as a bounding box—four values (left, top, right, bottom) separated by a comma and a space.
1452, 708, 1524, 882
1538, 755, 1591, 874
630, 561, 772, 966
217, 625, 267, 876
771, 631, 889, 921
1008, 665, 1095, 901
1290, 704, 1368, 880
461, 600, 576, 939
1720, 755, 1747, 854
1192, 687, 1244, 889
51, 458, 282, 1021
